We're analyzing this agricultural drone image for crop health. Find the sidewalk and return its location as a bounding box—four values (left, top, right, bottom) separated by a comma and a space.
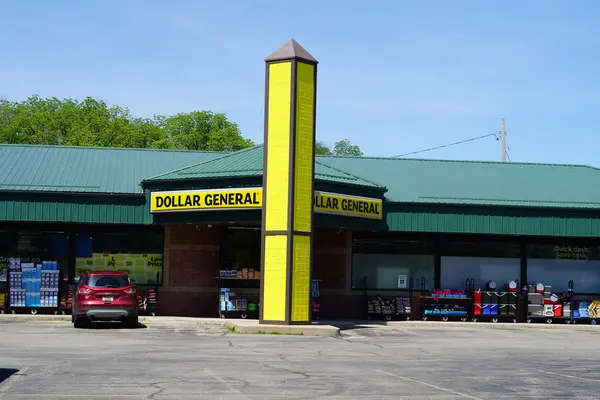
385, 320, 600, 331
0, 314, 341, 336
2, 314, 598, 333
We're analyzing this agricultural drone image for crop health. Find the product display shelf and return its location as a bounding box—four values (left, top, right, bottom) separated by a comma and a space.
472, 280, 520, 323
568, 281, 600, 325
420, 278, 474, 322
366, 277, 414, 321
216, 267, 260, 319
8, 259, 61, 315
526, 280, 574, 325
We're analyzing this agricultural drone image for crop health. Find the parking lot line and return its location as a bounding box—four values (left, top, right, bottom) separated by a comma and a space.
543, 370, 599, 382
376, 369, 484, 400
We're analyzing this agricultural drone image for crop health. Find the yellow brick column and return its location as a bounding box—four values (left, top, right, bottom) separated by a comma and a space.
260, 39, 317, 325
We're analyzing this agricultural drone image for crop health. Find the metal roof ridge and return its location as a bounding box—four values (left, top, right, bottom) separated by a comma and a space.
0, 143, 227, 155
419, 195, 600, 206
315, 159, 386, 189
316, 153, 600, 170
142, 144, 263, 182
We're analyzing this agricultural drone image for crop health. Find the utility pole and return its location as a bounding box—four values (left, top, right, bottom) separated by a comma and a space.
500, 118, 507, 162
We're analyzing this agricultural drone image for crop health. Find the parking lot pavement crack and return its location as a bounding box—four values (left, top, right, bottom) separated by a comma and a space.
262, 364, 311, 382
146, 382, 168, 399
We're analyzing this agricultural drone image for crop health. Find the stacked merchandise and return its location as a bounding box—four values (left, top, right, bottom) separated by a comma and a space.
311, 280, 320, 316
8, 259, 57, 309
574, 301, 589, 319
367, 297, 395, 317
474, 281, 518, 318
22, 263, 42, 307
219, 288, 249, 313
395, 297, 411, 316
527, 283, 569, 320
60, 286, 76, 314
40, 266, 60, 308
219, 269, 261, 280
146, 287, 158, 315
527, 284, 544, 318
136, 292, 144, 310
9, 258, 25, 308
587, 301, 600, 319
429, 289, 467, 299
422, 289, 469, 317
423, 304, 468, 316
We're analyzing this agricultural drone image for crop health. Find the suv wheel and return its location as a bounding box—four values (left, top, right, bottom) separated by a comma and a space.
123, 316, 138, 328
73, 316, 88, 329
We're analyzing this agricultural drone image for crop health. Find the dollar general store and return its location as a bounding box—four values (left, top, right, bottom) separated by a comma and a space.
2, 39, 600, 322
3, 143, 600, 320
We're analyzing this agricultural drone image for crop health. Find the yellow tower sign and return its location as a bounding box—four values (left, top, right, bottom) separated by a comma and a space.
260, 39, 318, 324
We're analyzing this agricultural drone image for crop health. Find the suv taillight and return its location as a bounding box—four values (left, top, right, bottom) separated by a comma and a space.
78, 287, 93, 295
124, 287, 135, 295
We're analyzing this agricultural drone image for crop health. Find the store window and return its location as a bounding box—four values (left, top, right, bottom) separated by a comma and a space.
74, 230, 164, 285
441, 239, 520, 290
352, 237, 434, 289
0, 230, 69, 283
220, 227, 261, 272
527, 243, 600, 293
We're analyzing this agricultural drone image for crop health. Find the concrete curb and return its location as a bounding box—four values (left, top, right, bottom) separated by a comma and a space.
0, 314, 226, 326
386, 320, 600, 331
0, 315, 339, 336
225, 320, 340, 337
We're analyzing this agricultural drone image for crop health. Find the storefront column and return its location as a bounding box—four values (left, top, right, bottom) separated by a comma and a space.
260, 40, 318, 325
67, 232, 76, 284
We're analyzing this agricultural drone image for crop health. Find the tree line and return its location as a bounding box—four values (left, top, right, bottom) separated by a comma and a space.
0, 96, 363, 156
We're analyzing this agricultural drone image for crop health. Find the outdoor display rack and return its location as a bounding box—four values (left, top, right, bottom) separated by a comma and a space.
8, 258, 61, 315
420, 278, 474, 322
366, 277, 414, 321
311, 279, 321, 320
567, 280, 600, 325
217, 267, 260, 319
526, 280, 581, 324
472, 279, 520, 323
137, 272, 160, 316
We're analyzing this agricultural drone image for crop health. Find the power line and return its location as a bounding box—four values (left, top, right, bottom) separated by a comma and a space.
392, 133, 498, 158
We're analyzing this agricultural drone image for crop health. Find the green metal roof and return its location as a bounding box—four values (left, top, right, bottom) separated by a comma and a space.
4, 143, 600, 211
318, 156, 600, 209
0, 144, 224, 195
144, 145, 384, 189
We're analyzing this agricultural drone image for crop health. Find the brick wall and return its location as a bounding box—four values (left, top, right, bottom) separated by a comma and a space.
157, 225, 220, 317
313, 229, 364, 319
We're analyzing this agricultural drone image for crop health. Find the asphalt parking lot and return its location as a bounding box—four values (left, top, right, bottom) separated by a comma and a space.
1, 322, 599, 399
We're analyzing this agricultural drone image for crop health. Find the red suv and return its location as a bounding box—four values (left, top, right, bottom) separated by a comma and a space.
72, 271, 138, 328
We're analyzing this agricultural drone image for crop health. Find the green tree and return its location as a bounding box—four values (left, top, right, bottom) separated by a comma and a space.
159, 111, 253, 152
315, 139, 363, 156
315, 140, 333, 155
0, 96, 253, 151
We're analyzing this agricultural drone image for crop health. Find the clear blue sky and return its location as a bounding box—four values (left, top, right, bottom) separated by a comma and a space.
1, 1, 599, 165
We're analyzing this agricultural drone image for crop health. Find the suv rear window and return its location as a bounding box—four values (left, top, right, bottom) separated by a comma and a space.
84, 275, 130, 288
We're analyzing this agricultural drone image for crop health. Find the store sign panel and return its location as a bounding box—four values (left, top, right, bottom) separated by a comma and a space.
151, 188, 262, 213
150, 188, 383, 219
313, 191, 382, 219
